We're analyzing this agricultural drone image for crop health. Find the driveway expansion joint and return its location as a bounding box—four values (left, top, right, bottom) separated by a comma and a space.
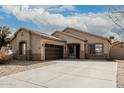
7, 76, 48, 88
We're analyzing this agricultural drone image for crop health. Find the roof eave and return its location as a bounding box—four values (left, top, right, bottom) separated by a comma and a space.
11, 28, 65, 43
62, 27, 110, 41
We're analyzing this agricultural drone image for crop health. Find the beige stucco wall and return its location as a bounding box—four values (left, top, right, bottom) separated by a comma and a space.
43, 38, 65, 46
11, 38, 17, 54
11, 31, 41, 53
11, 30, 30, 54
53, 32, 84, 45
64, 29, 111, 54
16, 30, 30, 50
110, 48, 124, 60
30, 34, 43, 60
31, 34, 41, 54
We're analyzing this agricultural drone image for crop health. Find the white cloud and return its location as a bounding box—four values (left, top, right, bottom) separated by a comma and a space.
2, 5, 123, 40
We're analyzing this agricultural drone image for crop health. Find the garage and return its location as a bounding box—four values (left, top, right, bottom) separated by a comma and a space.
45, 44, 63, 60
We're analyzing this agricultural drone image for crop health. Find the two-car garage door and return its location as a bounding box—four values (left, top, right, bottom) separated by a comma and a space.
45, 44, 63, 60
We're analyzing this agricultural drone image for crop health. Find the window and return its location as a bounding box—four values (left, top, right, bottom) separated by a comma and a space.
95, 44, 103, 55
89, 44, 103, 55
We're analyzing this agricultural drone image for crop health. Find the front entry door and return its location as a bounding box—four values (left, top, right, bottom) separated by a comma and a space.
68, 45, 76, 58
19, 41, 27, 60
68, 44, 80, 59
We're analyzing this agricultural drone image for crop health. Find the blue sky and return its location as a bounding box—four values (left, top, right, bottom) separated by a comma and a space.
74, 5, 107, 13
0, 6, 41, 32
0, 5, 122, 40
0, 5, 107, 32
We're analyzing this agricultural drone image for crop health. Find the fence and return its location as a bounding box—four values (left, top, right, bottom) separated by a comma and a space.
110, 48, 124, 60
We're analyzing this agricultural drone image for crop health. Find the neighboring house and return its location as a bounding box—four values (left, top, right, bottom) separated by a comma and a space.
112, 41, 124, 48
10, 27, 111, 61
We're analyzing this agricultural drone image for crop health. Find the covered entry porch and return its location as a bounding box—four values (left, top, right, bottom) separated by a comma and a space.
68, 44, 80, 59
66, 43, 85, 59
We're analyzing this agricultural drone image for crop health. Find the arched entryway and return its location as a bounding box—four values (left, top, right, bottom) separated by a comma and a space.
68, 43, 80, 59
19, 41, 27, 60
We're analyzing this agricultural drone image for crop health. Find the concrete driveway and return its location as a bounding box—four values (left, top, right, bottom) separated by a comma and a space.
0, 60, 117, 88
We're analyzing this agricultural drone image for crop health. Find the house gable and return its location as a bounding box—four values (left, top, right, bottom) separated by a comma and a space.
12, 28, 65, 43
11, 28, 66, 52
62, 27, 110, 43
52, 31, 85, 44
59, 27, 111, 54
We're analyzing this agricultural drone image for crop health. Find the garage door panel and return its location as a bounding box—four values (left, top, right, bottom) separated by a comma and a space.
45, 44, 63, 60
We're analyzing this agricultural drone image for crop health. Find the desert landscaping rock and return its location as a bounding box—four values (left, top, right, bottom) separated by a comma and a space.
0, 60, 57, 77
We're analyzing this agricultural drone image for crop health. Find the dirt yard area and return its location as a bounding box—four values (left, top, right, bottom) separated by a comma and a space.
117, 60, 124, 88
0, 60, 57, 77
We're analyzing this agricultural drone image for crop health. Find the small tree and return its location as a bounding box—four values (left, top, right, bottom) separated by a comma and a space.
0, 26, 11, 60
109, 36, 115, 43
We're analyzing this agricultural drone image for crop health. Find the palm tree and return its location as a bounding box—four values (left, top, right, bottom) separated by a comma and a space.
0, 26, 11, 60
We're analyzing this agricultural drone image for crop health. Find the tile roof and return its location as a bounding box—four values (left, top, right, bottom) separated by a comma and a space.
62, 27, 110, 41
13, 28, 65, 42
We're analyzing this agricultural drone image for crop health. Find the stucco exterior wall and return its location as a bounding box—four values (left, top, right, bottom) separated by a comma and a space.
30, 33, 42, 60
64, 29, 111, 54
53, 32, 84, 45
16, 30, 30, 50
11, 30, 31, 60
31, 34, 41, 54
43, 38, 65, 46
11, 38, 17, 54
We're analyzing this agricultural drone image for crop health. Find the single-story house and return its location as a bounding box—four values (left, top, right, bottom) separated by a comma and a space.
10, 27, 111, 60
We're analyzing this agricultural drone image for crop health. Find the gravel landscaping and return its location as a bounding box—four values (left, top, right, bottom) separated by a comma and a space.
0, 60, 57, 77
117, 60, 124, 88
